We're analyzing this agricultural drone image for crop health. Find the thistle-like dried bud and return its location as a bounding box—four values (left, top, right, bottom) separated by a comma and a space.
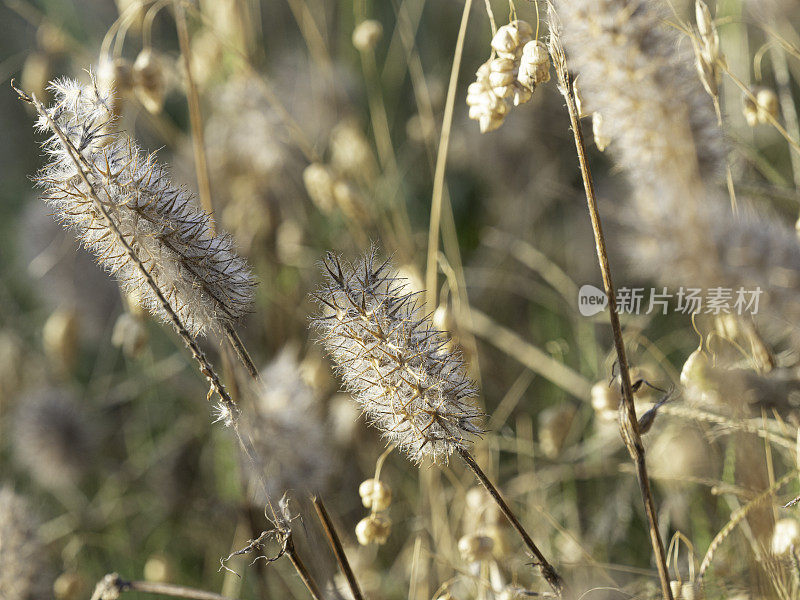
133, 48, 165, 114
33, 78, 255, 338
312, 250, 483, 462
359, 478, 392, 511
355, 513, 391, 545
352, 20, 383, 52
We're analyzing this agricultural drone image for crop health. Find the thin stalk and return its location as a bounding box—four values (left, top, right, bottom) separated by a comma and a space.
425, 0, 472, 310
457, 447, 564, 596
313, 496, 365, 600
174, 0, 214, 219
224, 323, 259, 380
91, 573, 234, 600
285, 534, 324, 600
548, 33, 673, 600
15, 84, 235, 414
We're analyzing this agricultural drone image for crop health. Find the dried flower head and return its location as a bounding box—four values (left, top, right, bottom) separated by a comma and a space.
33, 77, 254, 338
0, 484, 52, 600
311, 250, 483, 462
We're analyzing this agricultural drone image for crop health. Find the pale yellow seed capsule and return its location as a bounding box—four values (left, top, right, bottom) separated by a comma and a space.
355, 513, 391, 545
303, 163, 336, 214
111, 312, 148, 359
352, 20, 383, 52
54, 572, 84, 600
695, 1, 714, 39
538, 404, 577, 458
756, 87, 779, 124
144, 553, 173, 583
332, 179, 370, 224
680, 349, 711, 391
743, 93, 759, 127
358, 478, 392, 511
591, 380, 620, 422
43, 308, 79, 371
133, 48, 165, 114
458, 534, 494, 562
433, 304, 454, 333
21, 52, 51, 103
573, 78, 588, 118
670, 581, 683, 600
519, 40, 551, 88
97, 57, 134, 117
592, 112, 610, 151
330, 121, 375, 179
772, 518, 800, 555
37, 23, 67, 56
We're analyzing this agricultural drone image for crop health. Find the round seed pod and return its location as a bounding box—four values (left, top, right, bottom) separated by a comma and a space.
591, 380, 620, 422
358, 478, 392, 511
458, 534, 495, 563
144, 554, 173, 583
743, 93, 759, 127
54, 572, 85, 600
355, 513, 391, 545
37, 23, 67, 56
680, 348, 712, 393
488, 57, 518, 97
43, 308, 79, 371
21, 52, 51, 103
756, 87, 779, 124
97, 56, 134, 117
352, 20, 383, 52
133, 48, 165, 114
772, 518, 800, 555
490, 21, 532, 59
332, 178, 369, 224
111, 312, 148, 358
303, 163, 336, 214
538, 403, 577, 458
519, 40, 551, 88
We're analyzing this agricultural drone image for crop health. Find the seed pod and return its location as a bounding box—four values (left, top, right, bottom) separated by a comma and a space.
332, 178, 370, 224
519, 40, 551, 88
54, 572, 85, 600
144, 554, 173, 583
352, 20, 383, 52
330, 121, 376, 180
111, 312, 148, 358
43, 308, 79, 371
488, 57, 518, 97
21, 52, 51, 103
303, 163, 336, 214
355, 513, 391, 545
97, 56, 134, 117
573, 77, 588, 118
680, 348, 712, 392
467, 60, 508, 133
458, 534, 494, 563
490, 20, 533, 58
743, 92, 760, 127
591, 380, 620, 422
133, 48, 165, 114
592, 112, 610, 151
358, 478, 392, 511
756, 87, 779, 123
772, 518, 800, 555
538, 404, 576, 458
37, 23, 67, 56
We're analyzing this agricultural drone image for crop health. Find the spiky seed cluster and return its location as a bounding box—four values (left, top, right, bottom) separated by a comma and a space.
312, 251, 483, 462
0, 485, 52, 600
33, 77, 254, 337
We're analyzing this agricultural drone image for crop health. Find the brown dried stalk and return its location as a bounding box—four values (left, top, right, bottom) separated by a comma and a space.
91, 573, 233, 600
313, 496, 365, 600
548, 29, 674, 600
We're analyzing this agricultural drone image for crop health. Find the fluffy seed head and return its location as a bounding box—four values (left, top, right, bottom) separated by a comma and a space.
33, 77, 255, 338
311, 250, 483, 463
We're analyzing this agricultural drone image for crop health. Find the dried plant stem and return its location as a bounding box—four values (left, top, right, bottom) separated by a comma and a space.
174, 0, 213, 218
91, 573, 233, 600
425, 0, 472, 310
284, 534, 324, 600
457, 447, 564, 596
224, 324, 259, 380
16, 85, 235, 413
313, 496, 365, 600
549, 35, 673, 600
